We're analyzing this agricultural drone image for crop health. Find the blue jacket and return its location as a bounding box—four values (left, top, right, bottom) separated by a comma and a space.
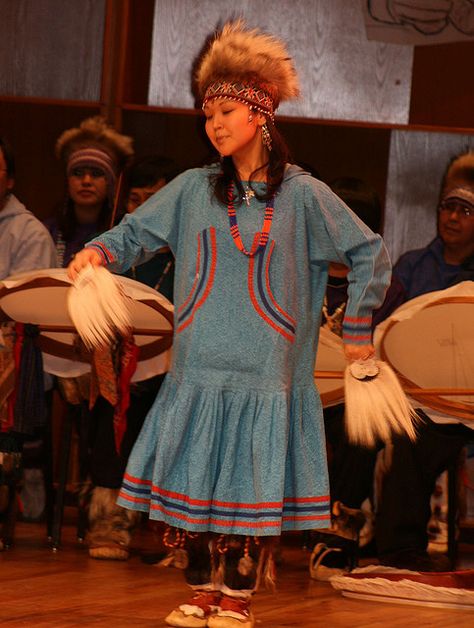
393, 237, 472, 299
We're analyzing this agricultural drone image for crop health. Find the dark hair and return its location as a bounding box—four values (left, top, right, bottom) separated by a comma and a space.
127, 155, 179, 189
297, 161, 321, 180
440, 150, 474, 201
329, 177, 382, 234
0, 137, 15, 178
210, 117, 291, 205
55, 195, 112, 241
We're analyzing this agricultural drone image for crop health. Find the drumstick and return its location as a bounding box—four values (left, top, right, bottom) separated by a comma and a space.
403, 388, 474, 396
109, 172, 124, 229
37, 324, 173, 336
314, 370, 344, 379
314, 370, 474, 396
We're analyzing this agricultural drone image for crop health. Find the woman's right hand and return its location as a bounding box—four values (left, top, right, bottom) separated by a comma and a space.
67, 248, 103, 280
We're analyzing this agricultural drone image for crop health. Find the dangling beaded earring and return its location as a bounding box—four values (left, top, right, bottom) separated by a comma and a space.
261, 123, 272, 151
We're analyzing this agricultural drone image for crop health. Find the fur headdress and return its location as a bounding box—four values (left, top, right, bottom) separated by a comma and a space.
196, 20, 300, 119
441, 151, 474, 195
56, 116, 134, 172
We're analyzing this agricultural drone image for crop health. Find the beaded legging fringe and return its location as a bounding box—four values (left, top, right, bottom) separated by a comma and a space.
161, 527, 277, 594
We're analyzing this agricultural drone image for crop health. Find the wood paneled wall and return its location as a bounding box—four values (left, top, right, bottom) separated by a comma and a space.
0, 102, 101, 220
410, 41, 474, 128
148, 0, 414, 124
122, 110, 391, 204
0, 0, 472, 261
0, 0, 105, 101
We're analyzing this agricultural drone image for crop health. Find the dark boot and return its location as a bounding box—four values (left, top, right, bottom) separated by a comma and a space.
207, 535, 263, 628
87, 486, 140, 560
0, 440, 22, 550
165, 530, 221, 627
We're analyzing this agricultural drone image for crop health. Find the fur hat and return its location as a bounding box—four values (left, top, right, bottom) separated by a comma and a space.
56, 116, 134, 172
442, 151, 474, 195
196, 20, 299, 118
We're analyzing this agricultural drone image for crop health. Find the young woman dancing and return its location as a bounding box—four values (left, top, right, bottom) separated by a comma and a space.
68, 21, 391, 628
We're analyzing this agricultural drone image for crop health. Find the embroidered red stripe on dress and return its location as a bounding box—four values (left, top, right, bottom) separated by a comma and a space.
264, 242, 296, 326
283, 495, 329, 504
248, 241, 295, 343
177, 228, 217, 333
150, 503, 282, 528
177, 236, 201, 314
344, 316, 372, 324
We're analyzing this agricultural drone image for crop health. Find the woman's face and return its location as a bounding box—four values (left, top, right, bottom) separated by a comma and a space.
204, 99, 262, 159
68, 166, 108, 212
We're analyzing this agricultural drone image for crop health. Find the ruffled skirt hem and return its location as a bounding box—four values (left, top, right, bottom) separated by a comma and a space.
118, 375, 330, 535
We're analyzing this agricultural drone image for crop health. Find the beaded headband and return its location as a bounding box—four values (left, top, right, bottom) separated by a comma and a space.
202, 81, 275, 120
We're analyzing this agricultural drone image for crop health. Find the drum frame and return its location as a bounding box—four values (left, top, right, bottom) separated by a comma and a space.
379, 296, 474, 421
0, 276, 174, 364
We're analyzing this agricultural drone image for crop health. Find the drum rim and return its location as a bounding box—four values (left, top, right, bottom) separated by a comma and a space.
0, 275, 174, 360
380, 296, 474, 420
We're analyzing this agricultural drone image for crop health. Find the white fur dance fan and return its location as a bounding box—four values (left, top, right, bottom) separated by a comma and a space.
344, 359, 419, 447
67, 264, 132, 349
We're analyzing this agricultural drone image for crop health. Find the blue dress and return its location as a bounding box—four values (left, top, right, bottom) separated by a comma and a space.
87, 164, 391, 536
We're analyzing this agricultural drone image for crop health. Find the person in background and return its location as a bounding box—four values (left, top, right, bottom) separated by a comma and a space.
45, 116, 134, 266
376, 151, 474, 571
123, 154, 179, 300
86, 154, 179, 561
311, 177, 404, 579
44, 117, 135, 559
311, 153, 474, 579
0, 136, 57, 547
0, 138, 57, 279
126, 154, 178, 213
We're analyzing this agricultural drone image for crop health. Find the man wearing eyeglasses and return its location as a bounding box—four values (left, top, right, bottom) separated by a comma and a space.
374, 151, 474, 572
394, 180, 474, 299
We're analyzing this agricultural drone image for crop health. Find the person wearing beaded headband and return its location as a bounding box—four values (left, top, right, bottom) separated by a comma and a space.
68, 21, 391, 628
44, 117, 136, 562
45, 116, 134, 267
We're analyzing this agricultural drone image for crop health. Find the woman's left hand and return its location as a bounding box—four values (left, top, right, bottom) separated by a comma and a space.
344, 343, 375, 362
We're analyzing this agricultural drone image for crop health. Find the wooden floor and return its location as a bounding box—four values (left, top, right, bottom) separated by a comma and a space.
1, 516, 474, 627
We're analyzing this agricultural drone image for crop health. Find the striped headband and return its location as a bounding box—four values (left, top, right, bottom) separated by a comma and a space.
441, 186, 474, 208
67, 147, 117, 204
203, 81, 275, 119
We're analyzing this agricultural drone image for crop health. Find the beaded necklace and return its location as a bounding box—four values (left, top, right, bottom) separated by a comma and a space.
227, 182, 274, 257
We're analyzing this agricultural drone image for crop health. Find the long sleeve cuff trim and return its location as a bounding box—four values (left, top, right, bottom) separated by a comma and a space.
86, 242, 115, 265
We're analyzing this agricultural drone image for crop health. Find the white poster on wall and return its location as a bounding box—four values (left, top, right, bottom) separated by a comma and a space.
149, 0, 414, 124
362, 0, 474, 45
